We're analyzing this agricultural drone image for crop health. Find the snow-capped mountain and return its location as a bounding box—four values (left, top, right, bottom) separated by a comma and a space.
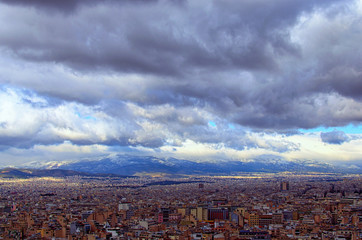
28, 154, 360, 176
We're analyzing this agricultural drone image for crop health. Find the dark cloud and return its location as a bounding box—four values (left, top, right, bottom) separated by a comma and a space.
0, 0, 164, 13
0, 0, 344, 75
321, 130, 350, 144
0, 0, 361, 134
322, 67, 362, 99
0, 0, 79, 11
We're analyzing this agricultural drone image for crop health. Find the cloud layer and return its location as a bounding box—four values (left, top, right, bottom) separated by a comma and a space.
0, 0, 361, 165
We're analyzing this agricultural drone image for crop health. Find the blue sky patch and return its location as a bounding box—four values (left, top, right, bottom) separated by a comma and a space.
300, 124, 362, 134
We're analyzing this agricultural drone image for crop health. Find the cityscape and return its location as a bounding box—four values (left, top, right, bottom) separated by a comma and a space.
0, 173, 361, 239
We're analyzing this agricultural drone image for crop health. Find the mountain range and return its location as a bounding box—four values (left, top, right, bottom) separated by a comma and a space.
1, 155, 360, 178
22, 155, 361, 176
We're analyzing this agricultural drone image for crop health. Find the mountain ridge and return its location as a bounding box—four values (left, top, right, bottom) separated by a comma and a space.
33, 155, 362, 175
3, 155, 361, 177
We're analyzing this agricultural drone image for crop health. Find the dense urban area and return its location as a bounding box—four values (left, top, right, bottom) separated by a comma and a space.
0, 173, 361, 240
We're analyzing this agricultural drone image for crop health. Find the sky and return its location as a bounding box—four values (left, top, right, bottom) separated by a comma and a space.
0, 0, 361, 167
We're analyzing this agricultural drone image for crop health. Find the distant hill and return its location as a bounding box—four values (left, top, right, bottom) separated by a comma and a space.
0, 168, 133, 179
0, 168, 34, 178
38, 155, 361, 176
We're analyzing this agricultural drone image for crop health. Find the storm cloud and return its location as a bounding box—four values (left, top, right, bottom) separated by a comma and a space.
0, 0, 361, 164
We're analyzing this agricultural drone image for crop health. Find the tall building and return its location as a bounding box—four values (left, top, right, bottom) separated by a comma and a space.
160, 208, 170, 222
197, 206, 208, 221
280, 181, 289, 191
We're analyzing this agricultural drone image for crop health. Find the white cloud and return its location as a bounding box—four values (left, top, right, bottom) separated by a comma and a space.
0, 87, 136, 147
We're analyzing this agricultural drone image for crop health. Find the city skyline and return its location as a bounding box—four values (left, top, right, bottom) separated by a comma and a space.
0, 0, 362, 168
0, 174, 361, 239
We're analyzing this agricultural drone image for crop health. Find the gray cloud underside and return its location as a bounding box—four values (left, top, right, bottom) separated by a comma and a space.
0, 0, 167, 12
0, 0, 361, 149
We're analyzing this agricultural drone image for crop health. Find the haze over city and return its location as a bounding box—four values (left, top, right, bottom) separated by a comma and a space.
0, 0, 361, 170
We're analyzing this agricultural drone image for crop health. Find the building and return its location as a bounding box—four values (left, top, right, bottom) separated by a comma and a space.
208, 208, 229, 220
280, 181, 290, 191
